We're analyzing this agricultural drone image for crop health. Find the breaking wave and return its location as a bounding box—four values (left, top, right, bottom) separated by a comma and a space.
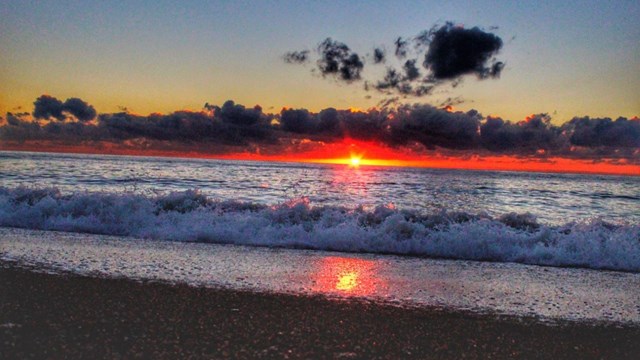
1, 186, 638, 272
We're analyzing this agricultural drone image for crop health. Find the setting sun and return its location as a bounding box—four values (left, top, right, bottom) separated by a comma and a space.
350, 156, 361, 167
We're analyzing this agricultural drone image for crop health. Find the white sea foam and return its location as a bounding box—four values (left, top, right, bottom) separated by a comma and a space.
1, 186, 639, 272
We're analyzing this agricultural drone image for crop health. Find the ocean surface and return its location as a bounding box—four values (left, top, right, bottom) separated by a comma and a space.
1, 150, 639, 272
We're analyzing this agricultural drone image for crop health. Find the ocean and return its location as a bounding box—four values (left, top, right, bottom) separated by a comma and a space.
1, 150, 639, 324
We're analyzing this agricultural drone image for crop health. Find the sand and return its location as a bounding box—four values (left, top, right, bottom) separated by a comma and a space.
1, 263, 638, 359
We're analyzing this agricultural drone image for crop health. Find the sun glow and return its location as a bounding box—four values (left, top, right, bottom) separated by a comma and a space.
2, 139, 639, 176
350, 155, 361, 167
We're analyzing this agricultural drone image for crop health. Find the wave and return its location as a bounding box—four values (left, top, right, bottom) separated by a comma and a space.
1, 186, 638, 272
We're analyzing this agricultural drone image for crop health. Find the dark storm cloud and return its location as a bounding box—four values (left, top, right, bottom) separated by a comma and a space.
423, 23, 504, 80
316, 38, 364, 82
3, 96, 638, 162
32, 95, 97, 122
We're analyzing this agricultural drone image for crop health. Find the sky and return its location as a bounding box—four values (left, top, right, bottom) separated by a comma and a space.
0, 0, 639, 175
1, 0, 638, 120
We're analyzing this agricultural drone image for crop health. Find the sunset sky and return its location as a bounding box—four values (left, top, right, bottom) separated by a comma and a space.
2, 0, 638, 119
1, 0, 638, 175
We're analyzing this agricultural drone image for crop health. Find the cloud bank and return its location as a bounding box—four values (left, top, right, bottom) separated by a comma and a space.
2, 95, 638, 164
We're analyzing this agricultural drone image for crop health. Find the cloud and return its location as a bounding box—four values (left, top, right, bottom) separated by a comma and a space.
394, 37, 409, 58
3, 96, 639, 163
209, 100, 263, 127
99, 103, 272, 145
284, 22, 505, 100
32, 95, 97, 122
403, 59, 421, 81
388, 104, 482, 149
376, 68, 402, 91
283, 50, 309, 64
566, 117, 640, 148
424, 23, 504, 80
373, 48, 385, 64
62, 98, 97, 122
6, 112, 29, 126
278, 107, 386, 141
480, 114, 559, 152
33, 95, 65, 121
374, 60, 433, 97
316, 38, 364, 82
280, 108, 316, 133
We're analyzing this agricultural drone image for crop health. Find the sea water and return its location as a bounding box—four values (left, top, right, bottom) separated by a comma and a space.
1, 150, 639, 323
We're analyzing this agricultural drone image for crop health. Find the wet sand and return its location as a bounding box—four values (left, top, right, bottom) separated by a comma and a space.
1, 263, 638, 359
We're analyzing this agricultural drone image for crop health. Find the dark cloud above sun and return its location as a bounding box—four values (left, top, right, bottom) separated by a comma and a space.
284, 22, 505, 99
2, 95, 638, 164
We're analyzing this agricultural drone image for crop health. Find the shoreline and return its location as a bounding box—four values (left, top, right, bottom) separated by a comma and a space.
1, 262, 638, 359
2, 226, 639, 326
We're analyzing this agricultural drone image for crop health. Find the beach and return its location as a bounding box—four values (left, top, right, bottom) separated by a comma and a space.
1, 263, 638, 359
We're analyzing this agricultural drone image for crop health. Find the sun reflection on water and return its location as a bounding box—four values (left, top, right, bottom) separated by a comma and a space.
312, 256, 383, 296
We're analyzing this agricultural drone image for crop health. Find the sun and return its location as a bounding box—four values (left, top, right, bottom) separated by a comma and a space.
350, 155, 361, 167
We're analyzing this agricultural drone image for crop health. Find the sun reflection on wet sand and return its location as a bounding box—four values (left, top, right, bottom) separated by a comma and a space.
312, 256, 384, 296
336, 272, 358, 291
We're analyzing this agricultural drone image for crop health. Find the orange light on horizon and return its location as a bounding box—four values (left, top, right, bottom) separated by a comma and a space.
2, 140, 639, 176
